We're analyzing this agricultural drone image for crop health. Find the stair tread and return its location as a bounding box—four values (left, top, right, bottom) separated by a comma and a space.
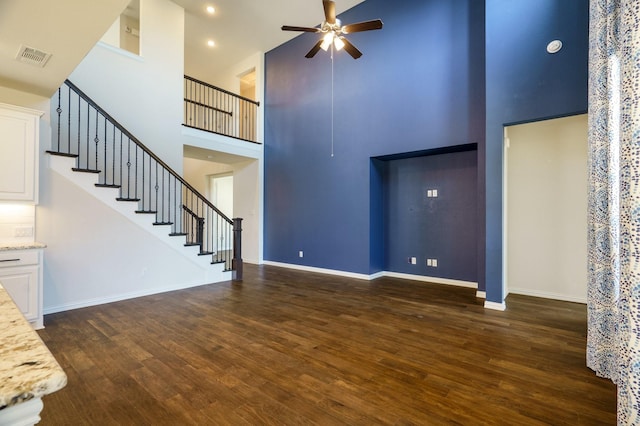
116, 198, 140, 202
46, 150, 78, 158
95, 183, 121, 188
153, 222, 174, 226
169, 232, 188, 237
197, 251, 214, 256
135, 210, 157, 214
72, 168, 101, 174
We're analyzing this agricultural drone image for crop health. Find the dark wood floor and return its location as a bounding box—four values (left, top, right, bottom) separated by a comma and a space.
37, 264, 616, 425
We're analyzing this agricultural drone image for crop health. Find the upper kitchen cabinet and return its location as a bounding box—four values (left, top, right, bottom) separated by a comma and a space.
0, 103, 42, 203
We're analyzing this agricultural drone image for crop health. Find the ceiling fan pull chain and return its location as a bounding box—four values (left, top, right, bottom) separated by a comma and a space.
331, 44, 334, 158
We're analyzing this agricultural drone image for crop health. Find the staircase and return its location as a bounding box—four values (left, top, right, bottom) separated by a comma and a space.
48, 80, 243, 280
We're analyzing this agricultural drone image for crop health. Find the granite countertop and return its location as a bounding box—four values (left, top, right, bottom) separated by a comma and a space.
0, 242, 46, 251
0, 283, 66, 410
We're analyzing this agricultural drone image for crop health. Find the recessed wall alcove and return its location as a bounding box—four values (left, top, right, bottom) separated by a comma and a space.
370, 144, 478, 281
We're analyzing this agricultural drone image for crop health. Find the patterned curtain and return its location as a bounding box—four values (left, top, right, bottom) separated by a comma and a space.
587, 0, 640, 423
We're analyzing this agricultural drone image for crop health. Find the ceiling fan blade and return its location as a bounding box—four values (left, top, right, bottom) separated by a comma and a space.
305, 40, 324, 58
341, 19, 384, 34
323, 0, 336, 24
282, 25, 319, 32
341, 38, 362, 59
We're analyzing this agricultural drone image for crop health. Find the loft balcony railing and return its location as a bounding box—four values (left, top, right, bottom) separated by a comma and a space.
183, 75, 260, 144
49, 80, 243, 279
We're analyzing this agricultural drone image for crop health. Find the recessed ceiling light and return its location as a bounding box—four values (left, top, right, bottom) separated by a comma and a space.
547, 39, 562, 54
206, 5, 215, 14
207, 40, 215, 47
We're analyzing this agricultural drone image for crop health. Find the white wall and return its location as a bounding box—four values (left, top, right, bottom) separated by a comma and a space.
0, 87, 49, 111
120, 14, 140, 55
69, 0, 184, 172
1, 0, 265, 315
210, 52, 263, 96
183, 155, 261, 264
101, 16, 121, 47
183, 157, 233, 195
39, 169, 213, 313
33, 0, 220, 313
233, 159, 260, 264
506, 114, 588, 303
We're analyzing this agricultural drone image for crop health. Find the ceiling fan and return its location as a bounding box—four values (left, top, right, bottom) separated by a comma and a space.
281, 0, 383, 59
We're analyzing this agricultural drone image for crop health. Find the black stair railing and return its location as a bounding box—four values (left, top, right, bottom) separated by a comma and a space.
50, 79, 242, 280
183, 75, 260, 144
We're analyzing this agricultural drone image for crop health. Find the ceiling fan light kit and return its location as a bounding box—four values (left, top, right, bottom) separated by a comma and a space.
281, 0, 383, 59
320, 32, 345, 52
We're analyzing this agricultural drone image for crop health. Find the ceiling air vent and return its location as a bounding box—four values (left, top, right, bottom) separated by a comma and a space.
16, 45, 52, 68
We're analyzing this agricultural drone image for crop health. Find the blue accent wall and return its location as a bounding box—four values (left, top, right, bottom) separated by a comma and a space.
369, 158, 384, 273
483, 0, 588, 302
264, 0, 587, 297
265, 0, 486, 275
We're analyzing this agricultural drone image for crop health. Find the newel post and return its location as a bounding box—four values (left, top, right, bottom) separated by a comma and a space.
232, 218, 243, 281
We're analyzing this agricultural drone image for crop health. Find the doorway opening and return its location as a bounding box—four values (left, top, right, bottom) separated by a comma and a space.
238, 69, 256, 141
209, 173, 233, 252
504, 113, 588, 303
183, 145, 261, 265
209, 173, 233, 219
239, 69, 256, 101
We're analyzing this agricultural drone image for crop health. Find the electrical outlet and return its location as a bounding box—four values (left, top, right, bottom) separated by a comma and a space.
408, 256, 417, 265
427, 259, 432, 267
432, 259, 438, 267
299, 250, 304, 258
14, 226, 33, 237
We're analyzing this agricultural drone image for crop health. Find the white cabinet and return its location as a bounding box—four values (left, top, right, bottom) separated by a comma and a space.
0, 249, 43, 329
0, 103, 42, 202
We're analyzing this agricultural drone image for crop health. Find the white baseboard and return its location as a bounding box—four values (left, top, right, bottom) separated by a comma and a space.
484, 300, 506, 311
261, 261, 372, 280
261, 261, 478, 289
369, 271, 385, 280
43, 275, 231, 315
263, 262, 507, 310
381, 271, 477, 288
508, 288, 586, 304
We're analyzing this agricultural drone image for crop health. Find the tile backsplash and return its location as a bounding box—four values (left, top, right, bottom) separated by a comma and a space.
0, 203, 35, 244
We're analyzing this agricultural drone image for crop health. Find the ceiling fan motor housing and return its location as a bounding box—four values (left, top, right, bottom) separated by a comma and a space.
322, 18, 342, 34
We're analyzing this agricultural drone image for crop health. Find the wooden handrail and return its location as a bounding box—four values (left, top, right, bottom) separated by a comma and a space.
65, 79, 233, 225
184, 75, 260, 106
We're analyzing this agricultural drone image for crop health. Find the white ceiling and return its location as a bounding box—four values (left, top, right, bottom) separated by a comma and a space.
0, 0, 131, 97
0, 0, 365, 98
172, 0, 366, 81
